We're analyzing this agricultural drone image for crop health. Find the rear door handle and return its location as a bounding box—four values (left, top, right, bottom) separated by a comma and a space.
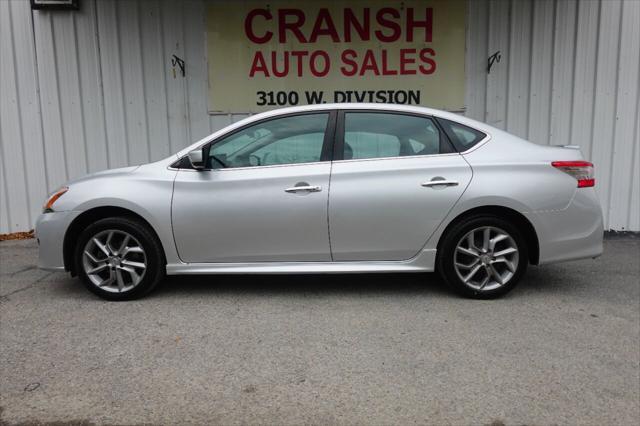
421, 180, 459, 187
285, 185, 322, 193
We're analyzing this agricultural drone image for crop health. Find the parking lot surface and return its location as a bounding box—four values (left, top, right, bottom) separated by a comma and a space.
0, 237, 638, 425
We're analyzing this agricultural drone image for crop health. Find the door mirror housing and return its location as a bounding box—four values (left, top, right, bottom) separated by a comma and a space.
187, 149, 205, 170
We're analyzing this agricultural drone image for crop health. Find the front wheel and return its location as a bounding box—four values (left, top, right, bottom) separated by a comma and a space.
438, 215, 528, 299
74, 217, 165, 301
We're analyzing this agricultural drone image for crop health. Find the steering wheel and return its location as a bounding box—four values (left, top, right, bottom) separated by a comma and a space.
249, 154, 261, 167
261, 152, 272, 166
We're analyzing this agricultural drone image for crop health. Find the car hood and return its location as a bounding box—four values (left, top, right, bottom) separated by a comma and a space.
64, 165, 141, 187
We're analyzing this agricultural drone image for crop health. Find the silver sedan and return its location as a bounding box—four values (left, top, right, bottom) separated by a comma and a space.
36, 104, 603, 300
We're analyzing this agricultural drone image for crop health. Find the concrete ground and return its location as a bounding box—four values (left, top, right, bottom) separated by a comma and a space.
0, 238, 638, 426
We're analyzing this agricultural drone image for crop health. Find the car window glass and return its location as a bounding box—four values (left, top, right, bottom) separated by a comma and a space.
345, 132, 400, 159
207, 113, 328, 168
437, 118, 486, 151
343, 113, 443, 160
252, 133, 325, 166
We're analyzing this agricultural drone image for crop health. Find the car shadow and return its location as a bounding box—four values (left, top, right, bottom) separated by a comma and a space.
152, 271, 453, 298
46, 265, 581, 301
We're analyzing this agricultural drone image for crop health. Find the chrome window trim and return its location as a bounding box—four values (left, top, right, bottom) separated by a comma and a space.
171, 152, 463, 170
214, 160, 328, 172
169, 135, 491, 171
331, 152, 461, 165
168, 109, 493, 171
170, 160, 328, 173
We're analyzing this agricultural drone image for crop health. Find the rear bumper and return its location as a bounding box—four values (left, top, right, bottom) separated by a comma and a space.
35, 210, 81, 271
525, 188, 604, 265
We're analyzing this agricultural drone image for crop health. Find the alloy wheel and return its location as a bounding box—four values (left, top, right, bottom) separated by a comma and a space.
453, 226, 519, 292
82, 229, 147, 293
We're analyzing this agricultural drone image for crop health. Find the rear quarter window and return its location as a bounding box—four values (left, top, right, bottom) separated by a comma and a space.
436, 118, 487, 152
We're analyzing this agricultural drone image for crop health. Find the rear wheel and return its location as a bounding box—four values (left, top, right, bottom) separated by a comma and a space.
74, 217, 165, 301
438, 215, 528, 299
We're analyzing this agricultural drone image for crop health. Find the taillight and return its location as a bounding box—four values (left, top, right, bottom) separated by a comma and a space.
551, 161, 595, 188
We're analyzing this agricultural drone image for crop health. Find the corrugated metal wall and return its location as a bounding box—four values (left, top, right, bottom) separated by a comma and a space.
1, 0, 638, 233
465, 0, 640, 232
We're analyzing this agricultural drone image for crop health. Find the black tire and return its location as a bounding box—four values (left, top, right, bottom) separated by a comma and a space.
74, 216, 165, 301
437, 214, 528, 299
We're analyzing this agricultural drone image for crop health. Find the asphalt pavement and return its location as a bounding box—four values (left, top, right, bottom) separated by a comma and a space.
0, 237, 638, 425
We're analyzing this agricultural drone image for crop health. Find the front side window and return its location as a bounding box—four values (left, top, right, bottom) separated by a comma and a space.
207, 113, 329, 169
342, 112, 452, 160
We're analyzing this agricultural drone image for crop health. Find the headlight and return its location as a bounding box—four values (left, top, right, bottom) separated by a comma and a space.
43, 187, 68, 213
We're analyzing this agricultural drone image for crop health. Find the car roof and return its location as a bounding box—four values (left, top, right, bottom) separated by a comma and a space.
246, 103, 464, 121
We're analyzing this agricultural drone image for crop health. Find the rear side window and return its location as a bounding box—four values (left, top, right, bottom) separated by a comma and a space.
436, 118, 486, 151
342, 112, 454, 160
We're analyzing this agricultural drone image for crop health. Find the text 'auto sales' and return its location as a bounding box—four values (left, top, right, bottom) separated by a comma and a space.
244, 7, 437, 78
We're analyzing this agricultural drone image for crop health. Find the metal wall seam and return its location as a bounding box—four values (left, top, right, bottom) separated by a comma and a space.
590, 0, 623, 229
184, 0, 211, 143
570, 0, 599, 162
32, 10, 69, 201
608, 0, 640, 230
1, 0, 33, 231
141, 0, 172, 162
0, 148, 10, 232
485, 0, 510, 130
549, 0, 577, 146
118, 0, 150, 166
464, 0, 488, 122
505, 0, 532, 138
55, 11, 89, 180
629, 96, 640, 230
76, 0, 109, 174
10, 1, 49, 228
95, 0, 128, 169
528, 0, 555, 145
161, 0, 189, 155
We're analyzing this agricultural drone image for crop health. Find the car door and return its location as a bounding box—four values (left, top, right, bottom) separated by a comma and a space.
328, 111, 473, 261
172, 112, 335, 263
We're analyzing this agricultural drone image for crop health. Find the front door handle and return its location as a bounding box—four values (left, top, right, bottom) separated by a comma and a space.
421, 179, 459, 187
285, 185, 322, 193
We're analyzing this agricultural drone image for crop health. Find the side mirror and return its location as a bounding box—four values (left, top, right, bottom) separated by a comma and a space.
187, 149, 205, 170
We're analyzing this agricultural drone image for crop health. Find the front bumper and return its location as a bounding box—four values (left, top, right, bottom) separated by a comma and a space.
35, 210, 81, 271
525, 188, 604, 265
